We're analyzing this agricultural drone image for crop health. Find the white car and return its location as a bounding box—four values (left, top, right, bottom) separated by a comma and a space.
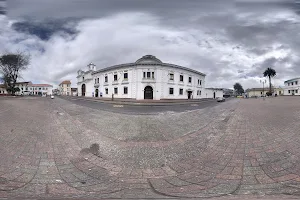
51, 95, 54, 99
217, 97, 225, 102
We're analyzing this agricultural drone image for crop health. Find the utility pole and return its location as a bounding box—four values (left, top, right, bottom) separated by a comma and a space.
260, 79, 266, 101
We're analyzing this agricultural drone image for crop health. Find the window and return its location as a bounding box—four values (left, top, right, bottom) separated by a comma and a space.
200, 80, 202, 85
39, 88, 41, 90
288, 83, 290, 86
152, 72, 155, 78
105, 88, 108, 94
197, 90, 199, 95
114, 74, 118, 81
124, 87, 128, 94
169, 88, 174, 95
296, 81, 298, 85
124, 72, 128, 79
26, 87, 28, 90
198, 79, 200, 85
143, 72, 146, 78
292, 82, 294, 85
95, 79, 97, 84
189, 77, 192, 83
199, 90, 201, 95
296, 90, 298, 93
180, 75, 183, 82
114, 87, 118, 94
83, 77, 84, 81
179, 88, 183, 95
105, 75, 108, 82
45, 88, 47, 90
288, 90, 290, 93
147, 72, 151, 78
169, 73, 174, 80
261, 92, 263, 95
97, 78, 99, 83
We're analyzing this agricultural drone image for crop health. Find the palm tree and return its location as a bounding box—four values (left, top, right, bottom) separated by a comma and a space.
263, 68, 276, 94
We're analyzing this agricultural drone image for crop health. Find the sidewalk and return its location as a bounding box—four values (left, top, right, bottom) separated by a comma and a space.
62, 96, 217, 106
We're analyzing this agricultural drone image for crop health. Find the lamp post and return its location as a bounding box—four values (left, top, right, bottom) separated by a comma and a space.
260, 79, 266, 100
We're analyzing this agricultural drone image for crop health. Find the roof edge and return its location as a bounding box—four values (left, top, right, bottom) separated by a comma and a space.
91, 62, 206, 76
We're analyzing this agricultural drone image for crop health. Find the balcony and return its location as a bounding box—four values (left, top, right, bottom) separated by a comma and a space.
112, 81, 119, 85
122, 79, 129, 84
142, 78, 156, 83
94, 83, 100, 88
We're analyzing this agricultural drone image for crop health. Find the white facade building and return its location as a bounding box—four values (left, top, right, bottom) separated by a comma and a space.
0, 82, 53, 96
284, 78, 300, 95
77, 55, 207, 100
205, 88, 224, 99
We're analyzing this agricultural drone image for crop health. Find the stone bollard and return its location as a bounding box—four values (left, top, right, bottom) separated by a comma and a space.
112, 94, 114, 101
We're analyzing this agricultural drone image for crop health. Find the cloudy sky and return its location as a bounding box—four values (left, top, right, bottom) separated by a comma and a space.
1, 0, 300, 89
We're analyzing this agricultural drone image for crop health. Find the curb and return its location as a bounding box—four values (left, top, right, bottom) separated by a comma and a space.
62, 97, 217, 106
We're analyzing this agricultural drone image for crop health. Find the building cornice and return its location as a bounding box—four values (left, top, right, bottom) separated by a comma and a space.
92, 63, 206, 76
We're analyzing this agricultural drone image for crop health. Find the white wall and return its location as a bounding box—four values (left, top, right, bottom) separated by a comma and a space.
204, 89, 223, 99
76, 64, 206, 100
284, 78, 300, 95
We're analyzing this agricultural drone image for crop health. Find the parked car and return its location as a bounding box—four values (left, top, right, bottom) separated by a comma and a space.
51, 95, 54, 99
217, 97, 225, 102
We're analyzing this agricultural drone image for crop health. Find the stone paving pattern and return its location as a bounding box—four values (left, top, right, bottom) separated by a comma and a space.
1, 96, 300, 199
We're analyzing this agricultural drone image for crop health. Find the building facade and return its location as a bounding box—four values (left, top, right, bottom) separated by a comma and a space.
0, 82, 53, 96
284, 78, 300, 95
205, 88, 224, 99
59, 80, 71, 95
71, 88, 78, 96
246, 87, 283, 97
77, 55, 206, 100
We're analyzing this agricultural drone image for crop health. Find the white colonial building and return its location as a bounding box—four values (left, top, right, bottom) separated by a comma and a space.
0, 81, 53, 96
77, 55, 209, 100
284, 77, 300, 95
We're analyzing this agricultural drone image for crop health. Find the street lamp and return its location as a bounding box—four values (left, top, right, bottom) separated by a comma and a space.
260, 79, 266, 100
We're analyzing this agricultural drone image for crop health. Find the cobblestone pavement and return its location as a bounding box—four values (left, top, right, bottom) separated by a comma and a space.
1, 96, 300, 199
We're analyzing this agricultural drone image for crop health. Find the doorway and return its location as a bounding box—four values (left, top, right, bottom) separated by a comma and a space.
188, 91, 192, 99
81, 84, 86, 96
95, 89, 99, 97
144, 86, 153, 99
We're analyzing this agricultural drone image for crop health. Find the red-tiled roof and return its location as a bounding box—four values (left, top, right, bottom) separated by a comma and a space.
60, 80, 71, 85
30, 84, 53, 87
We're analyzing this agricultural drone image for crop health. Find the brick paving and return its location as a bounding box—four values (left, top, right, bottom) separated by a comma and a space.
0, 96, 300, 199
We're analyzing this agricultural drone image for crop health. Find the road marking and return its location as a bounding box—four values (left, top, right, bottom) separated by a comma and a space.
113, 105, 124, 107
191, 104, 199, 106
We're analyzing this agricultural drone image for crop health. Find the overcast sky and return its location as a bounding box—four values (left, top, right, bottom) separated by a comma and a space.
1, 0, 300, 89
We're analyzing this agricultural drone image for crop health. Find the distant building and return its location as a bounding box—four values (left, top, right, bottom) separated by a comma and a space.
204, 88, 224, 99
59, 80, 71, 95
284, 78, 300, 95
246, 88, 268, 97
71, 88, 77, 96
223, 88, 234, 98
0, 81, 53, 96
246, 86, 283, 97
52, 88, 59, 95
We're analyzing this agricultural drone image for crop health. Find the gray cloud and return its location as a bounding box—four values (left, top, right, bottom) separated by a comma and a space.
1, 0, 300, 89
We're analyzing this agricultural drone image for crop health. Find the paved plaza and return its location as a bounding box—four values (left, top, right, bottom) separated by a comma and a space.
0, 96, 300, 199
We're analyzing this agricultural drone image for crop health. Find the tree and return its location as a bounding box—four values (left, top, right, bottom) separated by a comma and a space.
233, 82, 244, 95
0, 52, 30, 95
263, 67, 276, 94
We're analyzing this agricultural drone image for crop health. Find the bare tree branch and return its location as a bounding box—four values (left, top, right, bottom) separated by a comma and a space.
0, 52, 30, 95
